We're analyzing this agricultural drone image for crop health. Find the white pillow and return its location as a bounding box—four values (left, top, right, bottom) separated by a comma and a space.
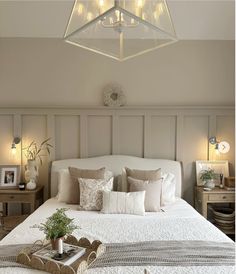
161, 173, 176, 206
79, 177, 113, 211
57, 169, 113, 203
101, 191, 146, 216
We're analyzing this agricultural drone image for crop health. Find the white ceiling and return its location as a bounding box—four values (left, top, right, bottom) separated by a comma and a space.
0, 0, 234, 40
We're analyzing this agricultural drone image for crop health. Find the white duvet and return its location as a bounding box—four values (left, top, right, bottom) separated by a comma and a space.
0, 198, 234, 274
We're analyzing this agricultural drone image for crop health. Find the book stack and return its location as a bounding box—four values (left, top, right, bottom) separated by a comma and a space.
33, 243, 86, 266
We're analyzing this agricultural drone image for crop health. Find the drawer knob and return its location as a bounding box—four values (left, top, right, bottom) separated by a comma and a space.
9, 196, 14, 199
222, 196, 226, 199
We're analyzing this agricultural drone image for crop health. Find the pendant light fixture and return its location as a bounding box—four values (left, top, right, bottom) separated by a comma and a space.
64, 0, 177, 61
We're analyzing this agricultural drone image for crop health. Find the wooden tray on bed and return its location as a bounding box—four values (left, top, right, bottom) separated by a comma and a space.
16, 236, 105, 274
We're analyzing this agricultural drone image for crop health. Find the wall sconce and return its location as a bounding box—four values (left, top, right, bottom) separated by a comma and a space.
11, 137, 21, 155
209, 136, 230, 154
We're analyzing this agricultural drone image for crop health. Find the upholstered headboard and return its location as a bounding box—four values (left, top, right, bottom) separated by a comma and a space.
50, 155, 183, 198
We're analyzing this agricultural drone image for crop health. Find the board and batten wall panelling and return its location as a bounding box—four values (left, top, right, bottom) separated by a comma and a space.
216, 115, 235, 175
149, 116, 176, 160
55, 115, 80, 160
87, 116, 112, 157
119, 116, 144, 157
22, 115, 48, 199
182, 116, 209, 204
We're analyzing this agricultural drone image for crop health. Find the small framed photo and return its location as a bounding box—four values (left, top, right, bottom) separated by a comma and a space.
0, 165, 20, 188
196, 160, 229, 186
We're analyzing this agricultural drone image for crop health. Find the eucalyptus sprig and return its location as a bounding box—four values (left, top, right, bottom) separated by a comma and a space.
32, 208, 80, 240
200, 168, 217, 181
22, 138, 53, 165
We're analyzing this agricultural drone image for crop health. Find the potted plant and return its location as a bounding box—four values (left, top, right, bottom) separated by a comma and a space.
23, 138, 52, 188
33, 208, 80, 250
200, 168, 217, 189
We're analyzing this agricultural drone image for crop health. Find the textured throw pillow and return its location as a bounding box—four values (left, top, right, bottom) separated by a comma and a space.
101, 191, 146, 216
122, 167, 162, 192
128, 177, 162, 212
79, 177, 113, 211
68, 167, 106, 204
161, 173, 176, 206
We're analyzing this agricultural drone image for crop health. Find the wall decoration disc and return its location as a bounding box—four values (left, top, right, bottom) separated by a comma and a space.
103, 83, 126, 107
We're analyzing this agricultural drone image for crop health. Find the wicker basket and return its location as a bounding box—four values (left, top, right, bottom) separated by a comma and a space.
212, 207, 235, 231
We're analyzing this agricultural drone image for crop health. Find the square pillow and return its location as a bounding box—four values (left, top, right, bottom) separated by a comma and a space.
79, 177, 113, 211
68, 167, 106, 204
58, 168, 112, 204
101, 190, 146, 216
122, 167, 162, 192
128, 177, 162, 212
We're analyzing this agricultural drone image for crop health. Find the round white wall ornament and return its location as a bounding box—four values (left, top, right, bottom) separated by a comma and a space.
103, 83, 126, 107
218, 141, 230, 154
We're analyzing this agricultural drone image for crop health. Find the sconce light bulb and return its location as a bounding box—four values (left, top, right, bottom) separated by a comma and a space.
11, 143, 17, 155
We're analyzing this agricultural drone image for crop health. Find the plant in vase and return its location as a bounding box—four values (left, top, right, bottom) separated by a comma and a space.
23, 138, 52, 189
200, 168, 217, 189
33, 208, 80, 250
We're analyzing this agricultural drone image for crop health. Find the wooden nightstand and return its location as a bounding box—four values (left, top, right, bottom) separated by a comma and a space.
0, 185, 44, 216
195, 186, 235, 218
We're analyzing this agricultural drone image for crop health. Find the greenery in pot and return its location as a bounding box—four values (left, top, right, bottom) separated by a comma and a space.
200, 169, 217, 182
23, 138, 52, 165
33, 208, 80, 240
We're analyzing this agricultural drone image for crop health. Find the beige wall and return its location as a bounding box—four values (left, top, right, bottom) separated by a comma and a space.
0, 39, 234, 106
0, 39, 234, 212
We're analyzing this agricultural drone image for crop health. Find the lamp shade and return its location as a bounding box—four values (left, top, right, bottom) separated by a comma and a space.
64, 0, 177, 61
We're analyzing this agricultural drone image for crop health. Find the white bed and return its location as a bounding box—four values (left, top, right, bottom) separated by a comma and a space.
0, 155, 234, 274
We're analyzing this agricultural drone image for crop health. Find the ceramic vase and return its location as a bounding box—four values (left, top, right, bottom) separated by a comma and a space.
25, 160, 39, 183
204, 179, 215, 189
26, 179, 36, 190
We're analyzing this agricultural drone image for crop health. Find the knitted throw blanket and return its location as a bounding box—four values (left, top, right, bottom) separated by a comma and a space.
0, 241, 234, 269
90, 240, 235, 268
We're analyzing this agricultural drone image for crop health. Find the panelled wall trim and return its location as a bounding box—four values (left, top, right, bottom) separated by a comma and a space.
0, 106, 234, 205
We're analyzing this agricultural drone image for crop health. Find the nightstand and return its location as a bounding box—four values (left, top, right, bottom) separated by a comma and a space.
0, 185, 44, 216
195, 186, 235, 218
195, 186, 235, 235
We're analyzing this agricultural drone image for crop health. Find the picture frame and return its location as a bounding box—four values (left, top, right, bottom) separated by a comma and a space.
0, 165, 20, 188
196, 160, 229, 186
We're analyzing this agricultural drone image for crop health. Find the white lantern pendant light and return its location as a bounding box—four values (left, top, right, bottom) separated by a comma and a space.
64, 0, 177, 61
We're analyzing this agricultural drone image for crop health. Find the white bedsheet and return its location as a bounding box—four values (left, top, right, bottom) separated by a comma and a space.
0, 198, 234, 274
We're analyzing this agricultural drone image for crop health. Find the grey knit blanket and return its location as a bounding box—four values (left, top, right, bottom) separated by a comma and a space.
0, 241, 234, 269
90, 240, 235, 268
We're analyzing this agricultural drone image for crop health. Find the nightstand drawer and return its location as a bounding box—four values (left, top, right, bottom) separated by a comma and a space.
0, 194, 30, 202
209, 193, 235, 202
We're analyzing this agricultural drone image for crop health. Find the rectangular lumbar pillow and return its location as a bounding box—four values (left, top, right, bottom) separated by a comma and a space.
122, 167, 162, 192
101, 190, 146, 216
79, 177, 113, 211
128, 177, 162, 212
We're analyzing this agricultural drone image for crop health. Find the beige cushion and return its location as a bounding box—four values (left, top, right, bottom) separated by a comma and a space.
79, 177, 113, 211
128, 177, 162, 212
101, 191, 146, 216
57, 169, 113, 204
58, 167, 106, 204
124, 167, 162, 192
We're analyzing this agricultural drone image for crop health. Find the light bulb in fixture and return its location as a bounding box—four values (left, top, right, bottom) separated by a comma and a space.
11, 137, 21, 156
99, 0, 104, 7
11, 143, 17, 155
137, 0, 144, 8
77, 3, 83, 15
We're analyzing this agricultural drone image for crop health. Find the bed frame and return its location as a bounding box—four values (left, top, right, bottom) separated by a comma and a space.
50, 155, 183, 198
